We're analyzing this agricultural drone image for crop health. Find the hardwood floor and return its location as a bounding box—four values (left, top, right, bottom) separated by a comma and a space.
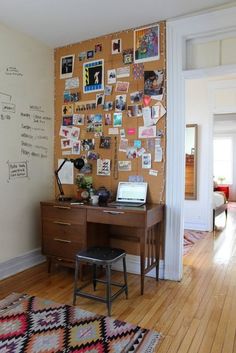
0, 203, 236, 352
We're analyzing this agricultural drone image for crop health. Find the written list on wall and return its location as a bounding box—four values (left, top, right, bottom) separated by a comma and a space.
0, 88, 51, 182
58, 24, 166, 183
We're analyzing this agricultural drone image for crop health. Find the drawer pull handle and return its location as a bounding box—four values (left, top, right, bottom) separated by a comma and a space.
54, 238, 72, 243
53, 221, 71, 226
53, 205, 71, 210
103, 210, 124, 215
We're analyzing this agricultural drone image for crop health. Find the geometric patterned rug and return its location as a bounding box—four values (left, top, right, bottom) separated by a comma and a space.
0, 293, 161, 353
184, 230, 209, 256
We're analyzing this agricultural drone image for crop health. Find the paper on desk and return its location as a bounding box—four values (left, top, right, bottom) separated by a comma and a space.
58, 159, 74, 184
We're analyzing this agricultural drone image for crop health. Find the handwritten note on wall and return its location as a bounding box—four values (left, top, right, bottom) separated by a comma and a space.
7, 161, 28, 181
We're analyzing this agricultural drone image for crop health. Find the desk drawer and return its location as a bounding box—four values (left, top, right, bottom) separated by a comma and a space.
42, 220, 86, 243
87, 208, 145, 227
42, 238, 84, 260
41, 204, 86, 224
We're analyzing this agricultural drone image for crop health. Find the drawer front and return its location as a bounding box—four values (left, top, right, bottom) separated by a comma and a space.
42, 220, 86, 243
42, 238, 84, 260
87, 208, 145, 227
41, 204, 86, 224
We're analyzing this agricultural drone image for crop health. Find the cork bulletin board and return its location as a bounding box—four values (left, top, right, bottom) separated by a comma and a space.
54, 21, 166, 205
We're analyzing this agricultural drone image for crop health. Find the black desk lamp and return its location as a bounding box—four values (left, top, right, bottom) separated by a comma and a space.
55, 158, 85, 201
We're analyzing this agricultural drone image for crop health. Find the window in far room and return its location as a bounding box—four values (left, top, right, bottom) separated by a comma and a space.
213, 137, 233, 185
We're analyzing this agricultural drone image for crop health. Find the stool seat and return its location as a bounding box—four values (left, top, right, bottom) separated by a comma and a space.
76, 247, 126, 264
73, 246, 128, 316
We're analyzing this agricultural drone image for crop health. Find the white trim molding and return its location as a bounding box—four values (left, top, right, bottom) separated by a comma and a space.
165, 4, 236, 281
0, 249, 46, 280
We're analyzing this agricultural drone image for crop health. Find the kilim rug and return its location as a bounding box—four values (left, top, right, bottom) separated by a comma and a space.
184, 230, 209, 256
0, 293, 161, 353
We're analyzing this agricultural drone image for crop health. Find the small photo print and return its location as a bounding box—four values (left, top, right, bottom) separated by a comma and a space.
104, 113, 112, 125
115, 81, 129, 93
70, 126, 80, 141
62, 115, 73, 126
118, 161, 132, 171
139, 125, 156, 138
83, 59, 104, 93
119, 138, 128, 152
87, 50, 94, 59
107, 69, 116, 84
112, 38, 122, 54
97, 158, 111, 176
126, 147, 137, 159
134, 24, 160, 63
116, 66, 130, 78
113, 112, 122, 127
62, 104, 73, 116
144, 70, 164, 97
59, 126, 71, 138
60, 55, 74, 79
115, 95, 126, 111
72, 141, 81, 154
123, 49, 133, 64
81, 139, 95, 151
103, 101, 113, 111
96, 93, 104, 106
79, 52, 86, 61
104, 85, 112, 95
130, 91, 143, 103
95, 43, 102, 52
142, 153, 152, 169
99, 136, 111, 149
61, 138, 72, 149
127, 105, 142, 117
73, 114, 84, 125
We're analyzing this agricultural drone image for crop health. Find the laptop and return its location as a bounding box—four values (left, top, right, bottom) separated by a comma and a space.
109, 182, 148, 207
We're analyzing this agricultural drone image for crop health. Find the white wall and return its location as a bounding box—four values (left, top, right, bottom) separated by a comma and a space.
0, 23, 54, 276
185, 78, 212, 230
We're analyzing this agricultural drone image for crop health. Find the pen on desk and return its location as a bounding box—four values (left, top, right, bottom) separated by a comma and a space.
70, 202, 84, 205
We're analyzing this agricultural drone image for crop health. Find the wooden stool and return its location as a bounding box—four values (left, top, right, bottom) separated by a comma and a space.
73, 247, 128, 316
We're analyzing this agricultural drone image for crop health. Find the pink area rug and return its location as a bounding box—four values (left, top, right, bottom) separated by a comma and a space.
184, 230, 209, 256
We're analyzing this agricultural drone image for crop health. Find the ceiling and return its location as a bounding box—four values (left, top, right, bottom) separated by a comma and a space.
0, 0, 234, 48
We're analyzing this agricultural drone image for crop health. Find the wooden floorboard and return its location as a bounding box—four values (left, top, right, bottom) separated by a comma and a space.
0, 203, 236, 352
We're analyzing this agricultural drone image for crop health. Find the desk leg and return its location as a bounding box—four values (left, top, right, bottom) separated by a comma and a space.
140, 228, 146, 295
155, 223, 161, 281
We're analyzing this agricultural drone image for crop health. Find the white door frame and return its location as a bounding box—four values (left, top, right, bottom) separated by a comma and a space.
165, 5, 236, 280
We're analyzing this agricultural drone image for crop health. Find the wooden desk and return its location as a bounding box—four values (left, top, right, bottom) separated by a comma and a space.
40, 201, 164, 295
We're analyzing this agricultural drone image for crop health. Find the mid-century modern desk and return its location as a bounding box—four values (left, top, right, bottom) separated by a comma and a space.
40, 201, 164, 295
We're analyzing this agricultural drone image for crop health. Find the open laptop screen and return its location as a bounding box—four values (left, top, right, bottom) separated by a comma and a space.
116, 182, 147, 203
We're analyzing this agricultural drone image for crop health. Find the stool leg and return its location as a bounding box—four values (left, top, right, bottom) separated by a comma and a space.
123, 257, 128, 299
73, 258, 79, 305
106, 264, 112, 316
92, 263, 97, 291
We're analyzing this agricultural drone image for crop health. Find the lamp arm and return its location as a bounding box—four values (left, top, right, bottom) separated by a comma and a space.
54, 158, 68, 197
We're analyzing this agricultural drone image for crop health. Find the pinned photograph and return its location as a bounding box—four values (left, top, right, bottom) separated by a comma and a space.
79, 52, 86, 61
105, 85, 112, 95
87, 50, 94, 59
139, 125, 156, 138
97, 158, 111, 176
95, 43, 102, 52
62, 116, 73, 126
75, 100, 96, 112
126, 147, 137, 159
61, 138, 72, 149
115, 81, 129, 93
62, 104, 73, 116
83, 59, 104, 93
123, 49, 133, 64
119, 138, 128, 152
70, 126, 80, 141
103, 101, 113, 111
115, 95, 126, 111
116, 66, 130, 78
127, 105, 142, 117
104, 113, 112, 125
112, 38, 122, 54
96, 93, 104, 106
130, 91, 143, 103
113, 112, 122, 127
60, 54, 75, 79
134, 25, 160, 63
59, 126, 71, 138
72, 141, 81, 155
99, 136, 111, 149
107, 69, 116, 84
118, 161, 132, 171
65, 77, 79, 89
142, 153, 152, 169
144, 70, 164, 97
73, 114, 84, 125
81, 139, 95, 151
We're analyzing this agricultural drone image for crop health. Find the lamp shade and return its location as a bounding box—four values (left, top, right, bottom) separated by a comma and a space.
73, 158, 85, 170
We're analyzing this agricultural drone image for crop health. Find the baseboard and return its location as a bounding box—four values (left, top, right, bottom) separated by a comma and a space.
0, 249, 46, 280
184, 221, 209, 231
0, 251, 164, 281
112, 254, 164, 279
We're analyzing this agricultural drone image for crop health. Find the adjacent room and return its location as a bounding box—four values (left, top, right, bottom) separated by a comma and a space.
0, 1, 236, 352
